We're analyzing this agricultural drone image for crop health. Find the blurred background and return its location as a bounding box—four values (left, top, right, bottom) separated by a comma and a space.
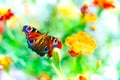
0, 0, 120, 80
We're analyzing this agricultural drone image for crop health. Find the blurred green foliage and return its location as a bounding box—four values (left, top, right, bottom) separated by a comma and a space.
0, 0, 120, 80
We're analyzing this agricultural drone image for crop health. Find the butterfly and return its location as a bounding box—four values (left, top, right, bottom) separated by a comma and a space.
22, 25, 62, 57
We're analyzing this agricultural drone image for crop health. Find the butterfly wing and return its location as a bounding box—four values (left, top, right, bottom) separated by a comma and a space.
27, 32, 52, 57
23, 25, 62, 57
28, 33, 62, 57
23, 25, 47, 56
46, 36, 62, 57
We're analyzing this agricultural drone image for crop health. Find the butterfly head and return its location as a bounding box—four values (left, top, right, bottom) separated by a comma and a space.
23, 25, 33, 34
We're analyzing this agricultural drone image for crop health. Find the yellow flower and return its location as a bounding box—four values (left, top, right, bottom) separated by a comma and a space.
0, 8, 8, 15
0, 55, 12, 67
65, 32, 97, 57
0, 8, 14, 21
57, 1, 80, 18
4, 55, 12, 65
83, 13, 97, 23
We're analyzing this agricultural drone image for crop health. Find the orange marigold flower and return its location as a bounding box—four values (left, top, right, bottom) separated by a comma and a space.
38, 73, 51, 80
0, 55, 12, 67
4, 55, 12, 65
65, 32, 97, 57
93, 0, 115, 9
0, 8, 14, 21
79, 75, 87, 80
80, 3, 97, 23
83, 13, 97, 23
0, 8, 8, 15
81, 3, 89, 16
68, 49, 79, 57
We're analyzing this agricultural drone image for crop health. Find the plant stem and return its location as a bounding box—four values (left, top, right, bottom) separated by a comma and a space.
97, 7, 103, 17
48, 57, 65, 80
58, 64, 64, 80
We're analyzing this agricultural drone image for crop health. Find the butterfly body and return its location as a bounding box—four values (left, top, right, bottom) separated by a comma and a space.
23, 25, 62, 57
